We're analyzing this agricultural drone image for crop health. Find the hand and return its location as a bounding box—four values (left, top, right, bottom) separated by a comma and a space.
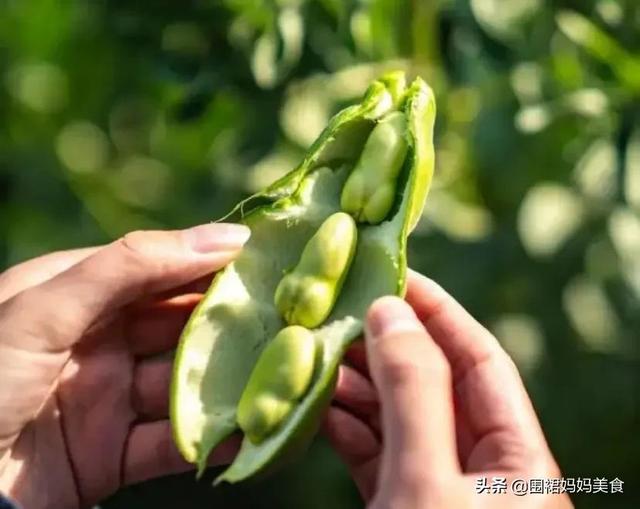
0, 224, 250, 509
327, 271, 573, 508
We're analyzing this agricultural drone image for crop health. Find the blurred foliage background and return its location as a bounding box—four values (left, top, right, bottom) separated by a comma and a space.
1, 0, 639, 507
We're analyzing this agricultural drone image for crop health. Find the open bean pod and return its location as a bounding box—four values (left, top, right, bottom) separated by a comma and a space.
170, 71, 436, 483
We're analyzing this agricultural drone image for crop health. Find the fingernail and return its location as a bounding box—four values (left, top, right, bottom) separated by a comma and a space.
185, 223, 251, 253
366, 296, 423, 339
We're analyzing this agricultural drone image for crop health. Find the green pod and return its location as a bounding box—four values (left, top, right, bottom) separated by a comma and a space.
170, 70, 436, 483
340, 111, 409, 224
237, 326, 317, 444
274, 212, 357, 328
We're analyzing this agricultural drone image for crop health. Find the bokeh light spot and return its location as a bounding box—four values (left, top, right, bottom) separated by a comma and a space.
624, 128, 640, 211
518, 183, 584, 257
471, 0, 541, 41
563, 275, 620, 351
491, 314, 545, 374
515, 104, 551, 133
574, 138, 616, 202
608, 207, 640, 297
113, 156, 171, 209
56, 122, 109, 173
423, 190, 493, 242
6, 62, 68, 114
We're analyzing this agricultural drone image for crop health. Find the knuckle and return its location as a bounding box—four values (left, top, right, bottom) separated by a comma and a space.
502, 349, 521, 374
117, 230, 167, 277
1, 287, 76, 350
120, 230, 152, 257
377, 336, 451, 388
493, 345, 522, 379
377, 347, 425, 388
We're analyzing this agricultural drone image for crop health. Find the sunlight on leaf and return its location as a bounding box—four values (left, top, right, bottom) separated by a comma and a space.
110, 99, 157, 155
510, 62, 543, 103
471, 0, 541, 41
252, 31, 279, 89
251, 7, 303, 89
518, 184, 584, 257
491, 314, 545, 374
557, 10, 640, 91
423, 190, 494, 242
608, 207, 640, 264
112, 156, 172, 209
563, 88, 608, 118
573, 138, 617, 202
280, 81, 332, 148
350, 8, 373, 56
596, 0, 623, 26
280, 61, 408, 146
56, 122, 109, 173
624, 128, 640, 211
515, 104, 552, 133
549, 36, 585, 89
245, 147, 302, 193
6, 62, 68, 113
608, 207, 640, 297
563, 275, 621, 351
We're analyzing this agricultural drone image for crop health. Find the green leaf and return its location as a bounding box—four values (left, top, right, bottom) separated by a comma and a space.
556, 10, 640, 93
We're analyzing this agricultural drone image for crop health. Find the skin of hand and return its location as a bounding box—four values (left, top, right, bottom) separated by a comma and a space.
328, 271, 574, 508
0, 224, 251, 509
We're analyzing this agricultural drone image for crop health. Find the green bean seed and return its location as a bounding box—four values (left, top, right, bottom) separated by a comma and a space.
237, 326, 317, 444
340, 111, 408, 224
274, 212, 357, 328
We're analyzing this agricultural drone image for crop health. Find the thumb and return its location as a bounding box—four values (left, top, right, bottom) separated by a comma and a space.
5, 223, 250, 351
364, 296, 459, 492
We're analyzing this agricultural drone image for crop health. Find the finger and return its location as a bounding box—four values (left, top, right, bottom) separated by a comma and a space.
406, 270, 505, 379
323, 407, 379, 467
322, 407, 379, 501
365, 296, 460, 481
342, 342, 381, 435
127, 294, 202, 357
123, 420, 240, 485
343, 340, 370, 377
0, 247, 99, 303
405, 271, 551, 470
9, 223, 250, 352
454, 397, 475, 468
334, 365, 378, 421
132, 359, 172, 419
140, 273, 213, 305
